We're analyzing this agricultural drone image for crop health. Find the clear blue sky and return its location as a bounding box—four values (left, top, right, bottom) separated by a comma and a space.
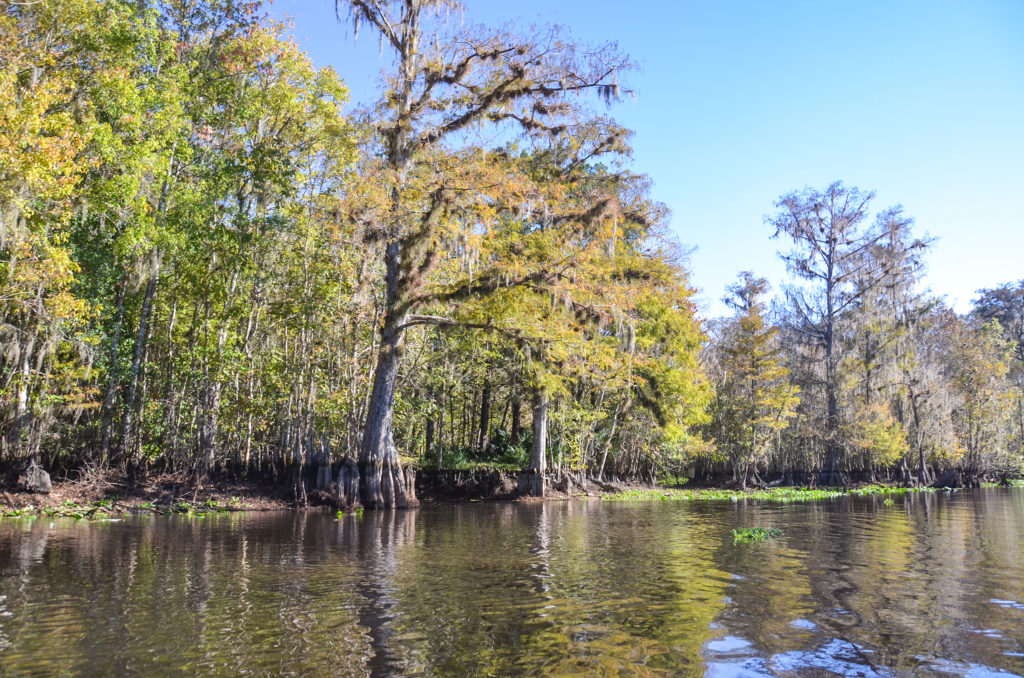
274, 0, 1024, 318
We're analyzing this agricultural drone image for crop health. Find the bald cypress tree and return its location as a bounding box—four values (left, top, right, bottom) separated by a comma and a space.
335, 0, 632, 508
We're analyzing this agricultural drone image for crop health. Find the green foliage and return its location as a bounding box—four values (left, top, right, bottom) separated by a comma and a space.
600, 484, 937, 503
845, 403, 910, 467
488, 429, 531, 468
1, 1, 1016, 494
1, 506, 37, 518
707, 273, 799, 480
731, 527, 781, 544
602, 486, 841, 502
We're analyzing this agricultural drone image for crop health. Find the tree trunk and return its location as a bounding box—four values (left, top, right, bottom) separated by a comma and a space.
517, 389, 547, 497
908, 389, 930, 485
821, 337, 846, 485
200, 381, 221, 475
99, 275, 127, 463
358, 241, 417, 510
116, 270, 158, 471
10, 333, 35, 461
510, 391, 522, 443
596, 401, 623, 481
360, 333, 417, 508
335, 455, 361, 509
820, 256, 847, 487
436, 387, 445, 469
477, 376, 491, 451
425, 414, 434, 462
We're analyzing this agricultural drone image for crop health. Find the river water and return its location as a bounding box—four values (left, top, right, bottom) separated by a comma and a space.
1, 489, 1023, 676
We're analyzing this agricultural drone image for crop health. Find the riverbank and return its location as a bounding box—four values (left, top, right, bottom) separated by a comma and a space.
0, 466, 628, 516
3, 466, 1021, 520
1, 470, 296, 517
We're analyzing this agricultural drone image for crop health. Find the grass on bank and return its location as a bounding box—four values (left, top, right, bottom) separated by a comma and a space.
601, 484, 941, 503
2, 499, 117, 520
1, 496, 250, 521
982, 479, 1024, 488
5, 477, 1020, 521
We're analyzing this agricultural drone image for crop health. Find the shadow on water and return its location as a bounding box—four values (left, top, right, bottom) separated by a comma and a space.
0, 489, 1023, 676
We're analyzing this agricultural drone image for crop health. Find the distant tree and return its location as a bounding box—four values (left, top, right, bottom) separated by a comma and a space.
973, 280, 1024, 462
945, 316, 1012, 474
974, 281, 1024, 360
768, 182, 928, 484
712, 272, 799, 488
842, 208, 930, 480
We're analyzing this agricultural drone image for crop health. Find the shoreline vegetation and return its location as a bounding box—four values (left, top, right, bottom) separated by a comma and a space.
2, 1, 1022, 508
3, 470, 1022, 520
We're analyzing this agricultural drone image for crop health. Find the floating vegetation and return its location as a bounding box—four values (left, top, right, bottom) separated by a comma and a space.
1, 495, 252, 520
0, 500, 114, 521
2, 505, 37, 518
732, 527, 781, 544
600, 484, 939, 504
849, 485, 932, 497
981, 479, 1024, 488
41, 502, 106, 520
602, 487, 842, 503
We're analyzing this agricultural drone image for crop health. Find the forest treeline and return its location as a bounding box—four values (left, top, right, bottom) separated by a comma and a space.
2, 0, 1021, 506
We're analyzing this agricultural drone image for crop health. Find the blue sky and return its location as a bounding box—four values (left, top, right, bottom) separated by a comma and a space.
273, 0, 1024, 318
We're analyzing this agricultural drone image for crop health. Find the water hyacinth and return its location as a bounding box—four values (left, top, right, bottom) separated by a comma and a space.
601, 485, 936, 503
731, 527, 782, 544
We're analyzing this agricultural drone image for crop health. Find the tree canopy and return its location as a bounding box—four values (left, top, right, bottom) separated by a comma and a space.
0, 1, 1018, 501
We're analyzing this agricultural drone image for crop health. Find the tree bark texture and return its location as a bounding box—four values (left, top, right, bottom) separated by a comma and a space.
358, 242, 418, 509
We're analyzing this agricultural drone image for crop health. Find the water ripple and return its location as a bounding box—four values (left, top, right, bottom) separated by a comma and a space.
0, 491, 1022, 675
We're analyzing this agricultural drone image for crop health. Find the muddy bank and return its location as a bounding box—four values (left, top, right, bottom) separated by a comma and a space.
0, 466, 640, 515
5, 464, 1015, 518
1, 469, 297, 514
414, 468, 629, 501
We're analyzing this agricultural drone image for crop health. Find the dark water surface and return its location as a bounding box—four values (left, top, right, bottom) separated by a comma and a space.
1, 490, 1023, 676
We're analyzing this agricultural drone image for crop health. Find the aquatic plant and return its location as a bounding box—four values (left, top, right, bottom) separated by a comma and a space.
34, 500, 112, 520
1, 505, 36, 518
601, 486, 846, 503
982, 479, 1024, 488
849, 485, 932, 497
732, 527, 781, 544
600, 484, 944, 504
201, 499, 231, 513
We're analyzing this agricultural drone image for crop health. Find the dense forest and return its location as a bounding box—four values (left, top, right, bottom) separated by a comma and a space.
2, 0, 1021, 507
